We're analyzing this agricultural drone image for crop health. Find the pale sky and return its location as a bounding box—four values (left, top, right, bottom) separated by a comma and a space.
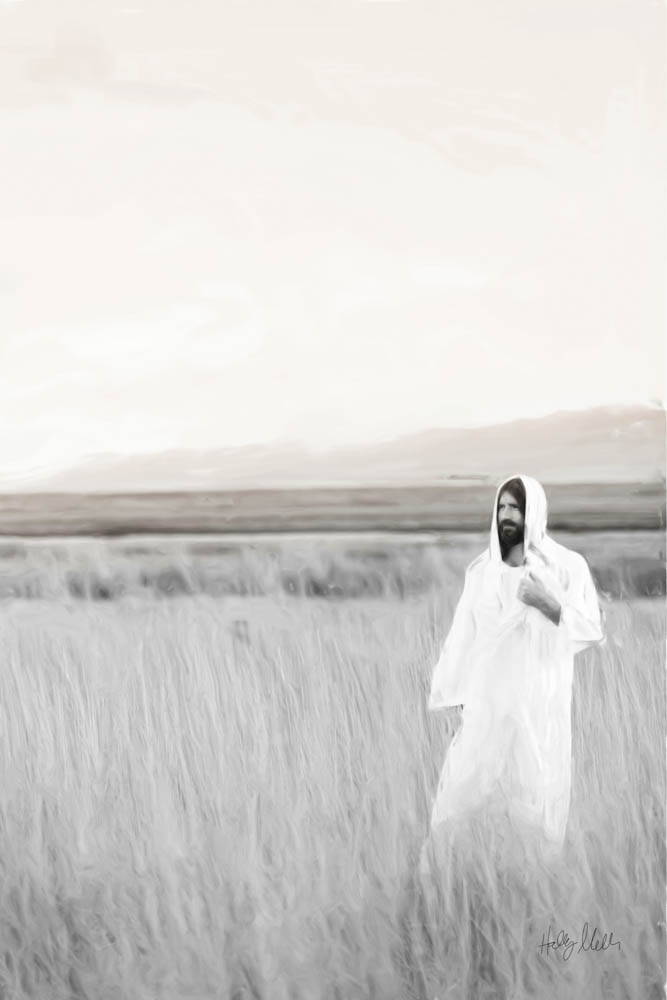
0, 0, 664, 483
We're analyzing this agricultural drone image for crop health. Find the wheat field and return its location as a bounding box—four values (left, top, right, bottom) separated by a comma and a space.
0, 534, 663, 999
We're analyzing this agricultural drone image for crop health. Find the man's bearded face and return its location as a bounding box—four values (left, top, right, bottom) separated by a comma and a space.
497, 490, 525, 549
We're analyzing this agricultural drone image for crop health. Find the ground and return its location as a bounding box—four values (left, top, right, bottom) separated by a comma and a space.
0, 533, 663, 999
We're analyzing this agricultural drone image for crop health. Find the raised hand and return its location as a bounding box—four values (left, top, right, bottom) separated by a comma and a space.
517, 570, 549, 608
518, 570, 562, 625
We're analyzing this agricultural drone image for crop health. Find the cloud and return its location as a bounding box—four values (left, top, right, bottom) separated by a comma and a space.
2, 298, 265, 397
0, 6, 662, 473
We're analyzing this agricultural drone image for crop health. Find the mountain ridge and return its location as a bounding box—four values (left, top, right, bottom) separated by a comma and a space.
2, 403, 664, 494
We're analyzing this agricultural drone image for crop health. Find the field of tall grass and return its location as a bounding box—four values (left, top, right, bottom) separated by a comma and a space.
0, 533, 663, 999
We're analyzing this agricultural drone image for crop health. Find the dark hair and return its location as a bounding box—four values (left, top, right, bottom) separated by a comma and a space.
498, 477, 526, 517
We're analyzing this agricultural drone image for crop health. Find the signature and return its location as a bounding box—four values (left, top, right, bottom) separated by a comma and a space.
537, 922, 622, 960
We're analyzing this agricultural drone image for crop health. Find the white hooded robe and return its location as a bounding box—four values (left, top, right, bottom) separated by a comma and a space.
427, 474, 604, 850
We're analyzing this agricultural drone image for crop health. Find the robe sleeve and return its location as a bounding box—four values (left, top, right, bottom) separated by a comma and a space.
558, 554, 604, 655
428, 564, 478, 710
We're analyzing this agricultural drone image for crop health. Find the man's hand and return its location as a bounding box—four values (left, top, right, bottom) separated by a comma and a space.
517, 570, 562, 625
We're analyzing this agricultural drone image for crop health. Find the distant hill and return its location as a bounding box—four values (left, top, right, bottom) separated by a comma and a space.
2, 404, 664, 493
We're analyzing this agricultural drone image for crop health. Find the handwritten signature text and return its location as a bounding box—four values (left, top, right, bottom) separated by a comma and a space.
537, 922, 622, 961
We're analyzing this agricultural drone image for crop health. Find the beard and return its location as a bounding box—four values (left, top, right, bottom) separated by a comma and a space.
498, 521, 524, 551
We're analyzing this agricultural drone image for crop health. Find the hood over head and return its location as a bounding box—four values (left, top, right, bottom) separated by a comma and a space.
489, 474, 548, 564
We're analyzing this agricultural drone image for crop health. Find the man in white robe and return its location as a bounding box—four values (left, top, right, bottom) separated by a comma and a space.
426, 474, 604, 854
